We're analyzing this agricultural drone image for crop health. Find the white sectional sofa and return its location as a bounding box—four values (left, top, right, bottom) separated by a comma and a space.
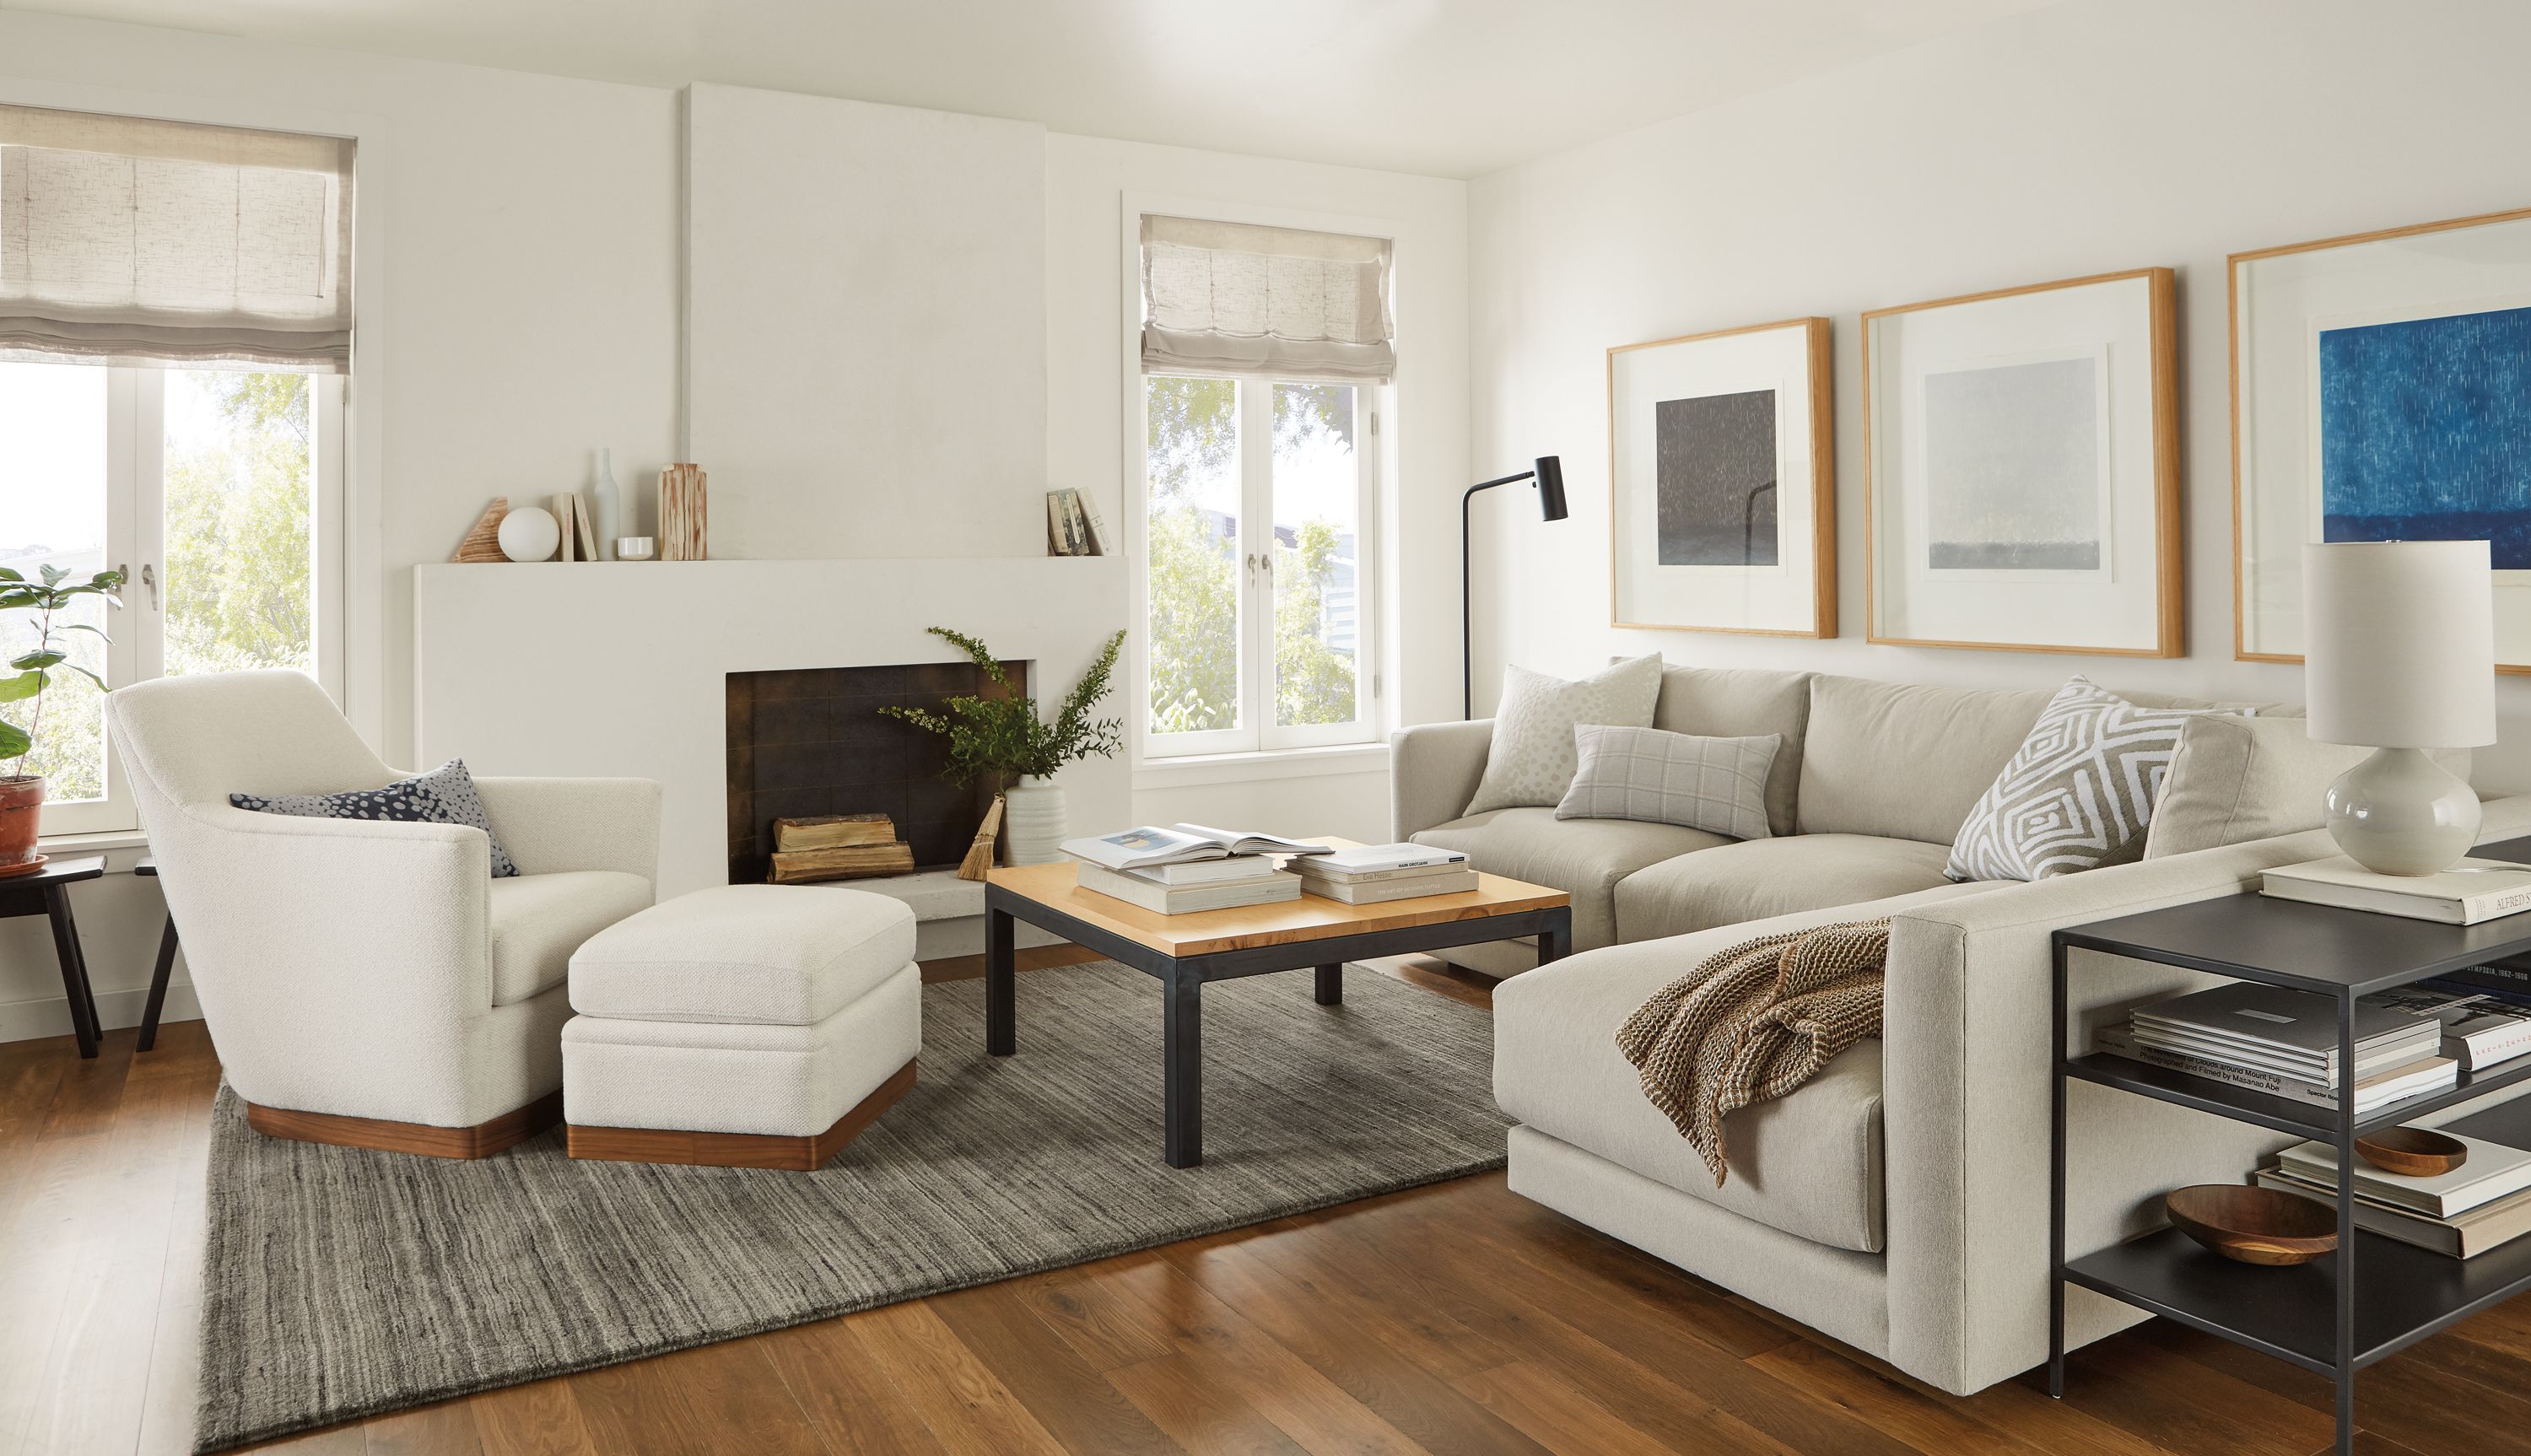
1390, 662, 2526, 1396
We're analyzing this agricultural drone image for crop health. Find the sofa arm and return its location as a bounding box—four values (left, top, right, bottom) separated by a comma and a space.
1391, 719, 1493, 840
475, 776, 663, 883
1880, 795, 2531, 1395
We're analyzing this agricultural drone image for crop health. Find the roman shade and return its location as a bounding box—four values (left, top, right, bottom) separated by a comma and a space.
1140, 214, 1393, 381
0, 104, 354, 370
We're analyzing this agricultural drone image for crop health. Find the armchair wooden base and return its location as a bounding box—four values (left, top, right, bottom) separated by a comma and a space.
564, 1060, 916, 1171
244, 1089, 565, 1159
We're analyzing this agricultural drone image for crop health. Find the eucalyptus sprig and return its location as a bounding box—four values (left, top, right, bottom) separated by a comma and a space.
0, 564, 125, 772
882, 626, 1126, 789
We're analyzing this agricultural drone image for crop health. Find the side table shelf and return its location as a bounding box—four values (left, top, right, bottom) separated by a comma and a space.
2049, 843, 2531, 1456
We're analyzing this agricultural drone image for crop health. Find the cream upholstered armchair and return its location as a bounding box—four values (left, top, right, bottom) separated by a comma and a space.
105, 670, 660, 1157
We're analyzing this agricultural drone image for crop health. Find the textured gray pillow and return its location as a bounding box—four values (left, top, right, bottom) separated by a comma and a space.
1465, 655, 1665, 815
1555, 725, 1779, 839
1945, 677, 2214, 882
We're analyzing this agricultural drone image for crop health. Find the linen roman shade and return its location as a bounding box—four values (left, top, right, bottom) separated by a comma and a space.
0, 104, 354, 370
1140, 214, 1393, 381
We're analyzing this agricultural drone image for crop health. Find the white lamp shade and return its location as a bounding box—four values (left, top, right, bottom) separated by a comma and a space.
2303, 540, 2496, 747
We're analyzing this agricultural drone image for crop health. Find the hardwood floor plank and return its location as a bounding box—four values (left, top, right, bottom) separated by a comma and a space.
1449, 1361, 1687, 1456
2070, 1335, 2335, 1456
565, 1340, 830, 1456
36, 1029, 135, 1142
1011, 1269, 1180, 1372
467, 1378, 602, 1456
752, 1318, 950, 1456
1479, 1191, 1803, 1359
1745, 1339, 2037, 1456
927, 1278, 1186, 1456
849, 1297, 1071, 1456
1106, 1353, 1306, 1456
134, 1039, 223, 1456
364, 1399, 488, 1456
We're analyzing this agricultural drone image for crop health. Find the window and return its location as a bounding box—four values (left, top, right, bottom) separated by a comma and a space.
1141, 375, 1377, 755
0, 362, 343, 833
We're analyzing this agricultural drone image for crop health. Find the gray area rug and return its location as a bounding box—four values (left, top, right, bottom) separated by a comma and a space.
196, 961, 1508, 1451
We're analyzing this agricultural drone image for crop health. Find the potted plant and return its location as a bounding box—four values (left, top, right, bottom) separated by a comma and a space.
882, 626, 1125, 865
0, 564, 125, 868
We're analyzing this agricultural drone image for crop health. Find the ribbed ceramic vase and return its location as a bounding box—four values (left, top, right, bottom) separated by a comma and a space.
1001, 775, 1067, 866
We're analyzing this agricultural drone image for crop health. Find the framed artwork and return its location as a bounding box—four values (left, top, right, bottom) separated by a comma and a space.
2233, 204, 2531, 672
1607, 316, 1833, 636
1863, 267, 2180, 655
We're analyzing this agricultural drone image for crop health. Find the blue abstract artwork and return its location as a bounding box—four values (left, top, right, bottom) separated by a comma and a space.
2319, 304, 2531, 569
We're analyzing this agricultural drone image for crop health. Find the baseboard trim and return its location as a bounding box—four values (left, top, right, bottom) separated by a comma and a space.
0, 983, 202, 1046
567, 1059, 916, 1171
246, 1089, 565, 1159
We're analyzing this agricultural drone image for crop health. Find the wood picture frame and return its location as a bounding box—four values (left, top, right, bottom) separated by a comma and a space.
2230, 202, 2531, 673
1606, 316, 1835, 638
1862, 267, 2181, 656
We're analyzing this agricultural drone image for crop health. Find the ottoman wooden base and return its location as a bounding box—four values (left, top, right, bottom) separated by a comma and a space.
566, 1059, 915, 1171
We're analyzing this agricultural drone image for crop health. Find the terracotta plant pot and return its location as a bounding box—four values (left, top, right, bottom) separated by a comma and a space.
0, 775, 41, 868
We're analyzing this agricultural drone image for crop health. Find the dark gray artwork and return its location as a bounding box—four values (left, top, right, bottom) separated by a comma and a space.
1924, 356, 2102, 570
1655, 388, 1778, 566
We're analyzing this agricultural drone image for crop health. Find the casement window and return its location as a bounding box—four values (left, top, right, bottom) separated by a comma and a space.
1135, 214, 1392, 758
0, 104, 353, 834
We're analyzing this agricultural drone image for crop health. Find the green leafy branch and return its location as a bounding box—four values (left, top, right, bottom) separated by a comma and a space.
0, 564, 124, 771
882, 626, 1127, 788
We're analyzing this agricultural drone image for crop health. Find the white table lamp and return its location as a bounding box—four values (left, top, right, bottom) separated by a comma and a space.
2303, 540, 2496, 875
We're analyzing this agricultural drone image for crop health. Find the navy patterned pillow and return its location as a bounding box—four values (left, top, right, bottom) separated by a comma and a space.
231, 758, 519, 877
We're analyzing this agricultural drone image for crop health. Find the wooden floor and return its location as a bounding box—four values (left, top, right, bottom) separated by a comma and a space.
9, 948, 2531, 1456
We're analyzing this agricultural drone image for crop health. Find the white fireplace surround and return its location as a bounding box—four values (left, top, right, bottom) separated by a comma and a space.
413, 557, 1131, 903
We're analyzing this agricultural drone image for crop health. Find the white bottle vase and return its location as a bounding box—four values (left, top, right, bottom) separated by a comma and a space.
591, 448, 622, 561
1001, 774, 1067, 866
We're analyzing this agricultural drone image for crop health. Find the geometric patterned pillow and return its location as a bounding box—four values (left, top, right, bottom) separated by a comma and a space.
231, 758, 519, 877
1554, 725, 1778, 840
1944, 677, 2217, 883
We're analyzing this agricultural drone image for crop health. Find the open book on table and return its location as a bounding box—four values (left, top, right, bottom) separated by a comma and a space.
1061, 823, 1334, 871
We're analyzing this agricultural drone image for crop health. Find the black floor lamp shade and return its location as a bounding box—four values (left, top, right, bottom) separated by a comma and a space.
1463, 455, 1567, 720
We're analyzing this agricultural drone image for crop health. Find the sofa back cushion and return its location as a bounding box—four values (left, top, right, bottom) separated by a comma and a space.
2144, 713, 2469, 859
1650, 666, 1811, 837
1796, 675, 2056, 844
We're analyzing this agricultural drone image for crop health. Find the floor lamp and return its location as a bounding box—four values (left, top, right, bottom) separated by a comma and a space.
1463, 456, 1568, 720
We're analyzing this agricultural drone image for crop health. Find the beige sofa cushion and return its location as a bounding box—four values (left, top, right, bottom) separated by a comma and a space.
1650, 666, 1813, 837
1466, 655, 1665, 815
1796, 676, 2057, 844
1615, 834, 1995, 942
2143, 713, 2471, 860
1411, 807, 1724, 951
488, 870, 656, 1007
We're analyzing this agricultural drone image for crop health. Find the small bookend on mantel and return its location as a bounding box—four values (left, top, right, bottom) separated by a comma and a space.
451, 498, 510, 563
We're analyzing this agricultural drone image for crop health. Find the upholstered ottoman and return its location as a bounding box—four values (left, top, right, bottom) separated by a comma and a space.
560, 884, 920, 1169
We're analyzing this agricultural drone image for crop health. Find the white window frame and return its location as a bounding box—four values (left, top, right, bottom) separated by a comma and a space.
1123, 194, 1396, 768
22, 365, 347, 836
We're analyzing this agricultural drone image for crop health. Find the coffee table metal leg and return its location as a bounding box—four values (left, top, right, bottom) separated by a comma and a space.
985, 905, 1016, 1056
1163, 968, 1202, 1167
1536, 909, 1574, 968
1314, 963, 1343, 1006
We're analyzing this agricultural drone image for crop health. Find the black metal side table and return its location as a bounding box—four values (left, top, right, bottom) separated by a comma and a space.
134, 858, 179, 1052
2050, 833, 2531, 1456
0, 855, 107, 1058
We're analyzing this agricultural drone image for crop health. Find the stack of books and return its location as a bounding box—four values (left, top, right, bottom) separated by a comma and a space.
1292, 844, 1476, 904
2258, 1130, 2531, 1258
2262, 855, 2531, 925
2364, 982, 2531, 1071
1060, 824, 1330, 914
2100, 982, 2455, 1114
767, 812, 916, 883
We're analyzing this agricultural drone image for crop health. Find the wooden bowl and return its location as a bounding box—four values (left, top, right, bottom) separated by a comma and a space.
2356, 1126, 2469, 1178
2165, 1184, 2339, 1265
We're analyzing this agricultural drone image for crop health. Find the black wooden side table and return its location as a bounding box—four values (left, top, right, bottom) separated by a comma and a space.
134, 858, 178, 1053
2050, 833, 2531, 1456
0, 855, 107, 1059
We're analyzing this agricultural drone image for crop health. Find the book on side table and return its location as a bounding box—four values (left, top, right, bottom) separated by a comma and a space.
1062, 824, 1332, 871
2101, 980, 2456, 1112
1062, 823, 1326, 914
1291, 844, 1476, 903
2262, 855, 2531, 925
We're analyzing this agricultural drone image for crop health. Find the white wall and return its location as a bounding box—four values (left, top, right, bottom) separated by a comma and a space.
1466, 0, 2531, 790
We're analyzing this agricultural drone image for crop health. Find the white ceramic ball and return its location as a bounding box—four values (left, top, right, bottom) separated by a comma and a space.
497, 506, 561, 562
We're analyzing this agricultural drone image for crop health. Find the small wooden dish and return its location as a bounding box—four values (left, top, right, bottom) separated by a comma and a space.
2356, 1126, 2469, 1178
2165, 1184, 2339, 1265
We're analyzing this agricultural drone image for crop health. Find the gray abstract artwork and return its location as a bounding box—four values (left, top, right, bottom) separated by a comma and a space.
1655, 388, 1779, 566
1924, 356, 2102, 570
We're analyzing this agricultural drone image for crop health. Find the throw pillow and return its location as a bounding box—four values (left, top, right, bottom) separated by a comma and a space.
1465, 654, 1665, 815
1945, 677, 2211, 883
2143, 714, 2474, 860
232, 758, 519, 877
1555, 725, 1779, 840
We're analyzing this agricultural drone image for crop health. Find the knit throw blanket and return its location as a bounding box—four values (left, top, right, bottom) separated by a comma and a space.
1614, 919, 1892, 1187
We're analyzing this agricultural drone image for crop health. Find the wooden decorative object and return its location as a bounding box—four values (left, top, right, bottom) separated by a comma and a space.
2163, 1184, 2339, 1265
246, 1089, 563, 1160
569, 491, 600, 561
768, 841, 915, 883
958, 797, 1005, 881
2356, 1126, 2469, 1178
567, 1061, 915, 1171
661, 462, 709, 561
774, 812, 895, 853
451, 498, 510, 563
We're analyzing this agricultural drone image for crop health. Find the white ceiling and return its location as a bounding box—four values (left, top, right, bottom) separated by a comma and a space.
3, 0, 2059, 177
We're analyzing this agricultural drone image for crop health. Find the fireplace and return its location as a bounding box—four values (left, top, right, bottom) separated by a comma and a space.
724, 661, 1023, 884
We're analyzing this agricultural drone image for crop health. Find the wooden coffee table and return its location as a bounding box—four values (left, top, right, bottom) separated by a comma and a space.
983, 847, 1573, 1167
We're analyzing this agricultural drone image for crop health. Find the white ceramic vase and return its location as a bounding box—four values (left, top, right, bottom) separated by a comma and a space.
1001, 775, 1067, 866
591, 448, 621, 560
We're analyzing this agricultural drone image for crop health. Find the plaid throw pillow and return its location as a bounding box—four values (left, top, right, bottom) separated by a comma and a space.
232, 758, 519, 877
1554, 725, 1779, 840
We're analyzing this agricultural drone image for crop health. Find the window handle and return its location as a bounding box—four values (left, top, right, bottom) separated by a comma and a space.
142, 563, 159, 610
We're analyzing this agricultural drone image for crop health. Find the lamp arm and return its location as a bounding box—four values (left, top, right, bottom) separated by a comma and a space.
1463, 469, 1537, 720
